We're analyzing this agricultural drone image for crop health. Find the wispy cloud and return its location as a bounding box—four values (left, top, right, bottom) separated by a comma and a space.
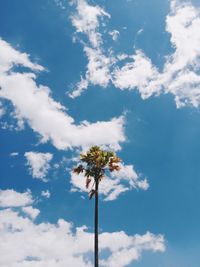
69, 0, 112, 98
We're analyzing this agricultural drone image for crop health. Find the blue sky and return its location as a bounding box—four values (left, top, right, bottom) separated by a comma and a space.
1, 0, 200, 266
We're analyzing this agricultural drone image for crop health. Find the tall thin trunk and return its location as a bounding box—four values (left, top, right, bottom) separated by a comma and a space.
94, 178, 99, 267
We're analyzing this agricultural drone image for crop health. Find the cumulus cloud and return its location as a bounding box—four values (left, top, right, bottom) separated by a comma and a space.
0, 189, 33, 207
22, 206, 40, 220
70, 0, 200, 108
0, 38, 125, 151
112, 50, 159, 99
144, 0, 200, 107
100, 231, 165, 267
0, 189, 165, 267
25, 152, 53, 182
71, 163, 149, 201
161, 0, 200, 107
126, 0, 200, 107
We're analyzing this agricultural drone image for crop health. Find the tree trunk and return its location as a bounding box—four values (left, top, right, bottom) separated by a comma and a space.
94, 179, 99, 267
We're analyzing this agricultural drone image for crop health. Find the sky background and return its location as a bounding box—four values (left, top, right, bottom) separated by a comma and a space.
1, 0, 200, 266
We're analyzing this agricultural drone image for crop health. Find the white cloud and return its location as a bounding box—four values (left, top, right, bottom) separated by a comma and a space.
71, 0, 110, 48
109, 30, 120, 41
0, 101, 5, 117
111, 0, 200, 107
111, 163, 149, 191
22, 206, 40, 220
167, 0, 200, 71
70, 0, 159, 100
112, 50, 159, 99
70, 163, 149, 201
0, 191, 165, 267
41, 190, 51, 198
83, 46, 111, 87
0, 38, 125, 151
70, 0, 112, 97
69, 76, 89, 98
10, 152, 19, 157
70, 0, 157, 99
70, 0, 200, 108
0, 189, 33, 207
161, 0, 200, 107
25, 152, 53, 181
166, 70, 200, 108
100, 232, 165, 267
0, 38, 44, 73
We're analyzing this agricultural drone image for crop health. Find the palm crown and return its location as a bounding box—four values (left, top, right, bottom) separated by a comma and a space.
73, 146, 121, 198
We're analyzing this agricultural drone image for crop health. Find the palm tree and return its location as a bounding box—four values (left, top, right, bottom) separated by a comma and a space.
73, 146, 121, 267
